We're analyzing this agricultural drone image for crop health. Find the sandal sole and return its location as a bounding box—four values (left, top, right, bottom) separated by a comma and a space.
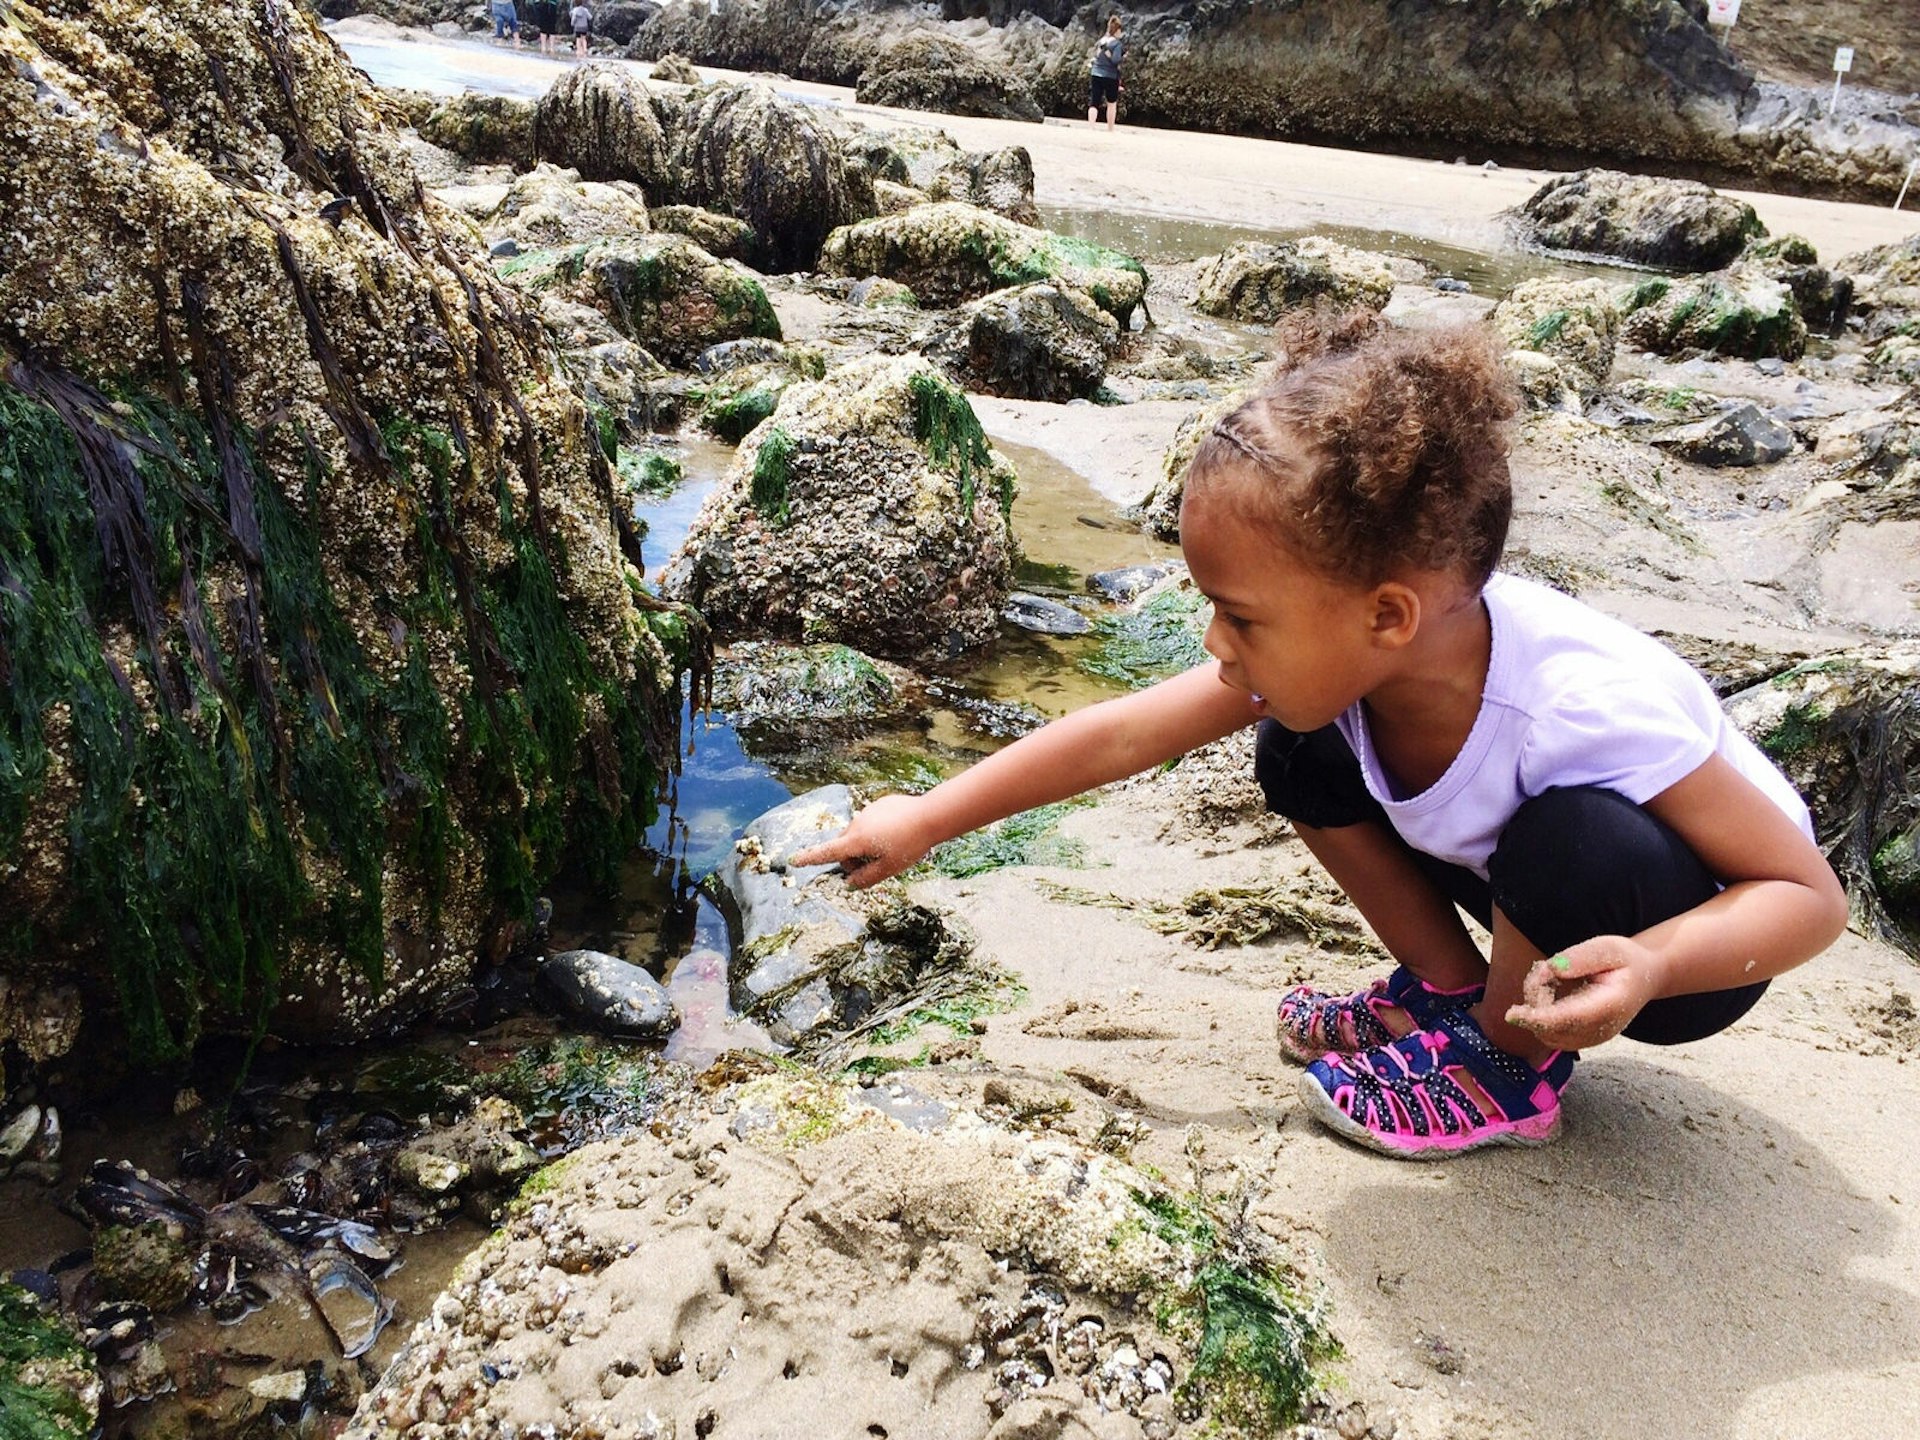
1295, 1069, 1563, 1161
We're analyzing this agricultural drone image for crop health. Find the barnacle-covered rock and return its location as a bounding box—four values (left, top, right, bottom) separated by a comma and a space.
1742, 234, 1852, 335
1140, 389, 1247, 541
533, 62, 672, 190
854, 32, 1043, 124
417, 91, 537, 168
669, 82, 875, 272
932, 282, 1116, 402
1518, 170, 1765, 271
819, 202, 1147, 327
1190, 238, 1396, 324
1490, 278, 1620, 395
668, 354, 1017, 663
481, 164, 652, 249
501, 233, 781, 366
1727, 647, 1920, 949
1617, 269, 1808, 360
648, 204, 756, 261
0, 0, 695, 1052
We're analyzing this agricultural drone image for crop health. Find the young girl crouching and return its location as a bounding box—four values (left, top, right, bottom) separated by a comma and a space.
792, 310, 1848, 1160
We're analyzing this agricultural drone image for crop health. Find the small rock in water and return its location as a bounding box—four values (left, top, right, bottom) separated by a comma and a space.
249, 1371, 307, 1405
1753, 356, 1786, 377
539, 950, 681, 1039
1432, 277, 1471, 293
1651, 402, 1793, 467
1086, 562, 1179, 604
489, 238, 520, 259
1002, 592, 1092, 636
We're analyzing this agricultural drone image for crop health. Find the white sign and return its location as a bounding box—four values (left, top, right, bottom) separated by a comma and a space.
1834, 46, 1855, 72
1706, 0, 1740, 27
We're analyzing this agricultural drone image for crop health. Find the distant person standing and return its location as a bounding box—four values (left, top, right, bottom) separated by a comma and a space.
489, 0, 521, 46
530, 0, 560, 54
571, 1, 593, 57
1087, 16, 1124, 132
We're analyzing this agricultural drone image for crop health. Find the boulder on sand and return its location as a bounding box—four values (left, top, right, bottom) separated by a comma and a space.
670, 82, 876, 272
1648, 402, 1794, 467
668, 354, 1018, 663
1190, 238, 1396, 324
819, 202, 1147, 327
481, 164, 652, 248
1517, 170, 1764, 271
533, 62, 671, 190
933, 282, 1117, 402
854, 33, 1043, 124
502, 233, 781, 366
1489, 278, 1620, 394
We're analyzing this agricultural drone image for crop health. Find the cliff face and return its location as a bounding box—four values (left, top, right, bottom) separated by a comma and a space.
632, 0, 1920, 200
0, 0, 692, 1058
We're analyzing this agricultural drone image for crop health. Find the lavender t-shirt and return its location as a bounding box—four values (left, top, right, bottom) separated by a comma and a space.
1334, 573, 1813, 879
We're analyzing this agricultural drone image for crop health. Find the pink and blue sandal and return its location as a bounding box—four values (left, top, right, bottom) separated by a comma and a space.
1275, 965, 1483, 1064
1297, 1009, 1575, 1159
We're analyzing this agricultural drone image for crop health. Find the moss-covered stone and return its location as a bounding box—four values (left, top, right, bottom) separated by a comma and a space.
0, 1284, 98, 1440
92, 1222, 195, 1311
710, 641, 924, 739
669, 82, 876, 272
419, 92, 536, 168
1519, 169, 1765, 271
819, 202, 1148, 327
1619, 268, 1808, 360
503, 234, 781, 367
696, 354, 825, 443
532, 62, 671, 190
935, 282, 1117, 402
648, 204, 757, 261
670, 354, 1017, 663
1490, 278, 1619, 393
1190, 238, 1396, 324
0, 0, 698, 1052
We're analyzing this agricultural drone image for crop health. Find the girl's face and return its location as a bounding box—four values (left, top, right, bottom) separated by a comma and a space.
1181, 488, 1389, 732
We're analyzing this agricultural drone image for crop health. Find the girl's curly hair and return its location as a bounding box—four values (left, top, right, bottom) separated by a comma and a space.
1184, 306, 1520, 588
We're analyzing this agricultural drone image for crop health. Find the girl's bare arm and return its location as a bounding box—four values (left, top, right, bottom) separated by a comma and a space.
1507, 755, 1850, 1047
790, 662, 1257, 886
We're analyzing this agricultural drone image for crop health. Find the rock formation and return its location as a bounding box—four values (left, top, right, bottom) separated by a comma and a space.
0, 1, 694, 1056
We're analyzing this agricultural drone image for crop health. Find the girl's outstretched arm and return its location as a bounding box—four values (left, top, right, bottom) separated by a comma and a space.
1506, 755, 1851, 1049
790, 661, 1257, 887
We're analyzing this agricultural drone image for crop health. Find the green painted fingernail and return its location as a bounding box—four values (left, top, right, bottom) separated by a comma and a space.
1550, 955, 1571, 973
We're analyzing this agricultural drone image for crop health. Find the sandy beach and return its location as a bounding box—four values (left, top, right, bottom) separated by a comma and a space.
339, 24, 1920, 1439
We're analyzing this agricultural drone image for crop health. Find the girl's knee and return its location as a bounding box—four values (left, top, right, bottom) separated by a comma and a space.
1489, 786, 1717, 954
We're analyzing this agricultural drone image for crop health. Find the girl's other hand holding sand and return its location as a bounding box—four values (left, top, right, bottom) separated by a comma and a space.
789, 794, 933, 889
1505, 934, 1663, 1051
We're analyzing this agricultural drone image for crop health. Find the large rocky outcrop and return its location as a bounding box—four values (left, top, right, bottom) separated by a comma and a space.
1515, 170, 1764, 271
0, 2, 694, 1058
667, 354, 1018, 663
533, 63, 672, 191
670, 82, 877, 272
854, 31, 1043, 123
629, 0, 1920, 201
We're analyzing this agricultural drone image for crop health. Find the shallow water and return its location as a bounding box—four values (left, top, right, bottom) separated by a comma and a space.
1038, 202, 1644, 296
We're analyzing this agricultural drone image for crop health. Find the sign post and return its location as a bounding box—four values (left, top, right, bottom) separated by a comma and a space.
1831, 46, 1854, 116
1706, 0, 1740, 26
1897, 156, 1919, 213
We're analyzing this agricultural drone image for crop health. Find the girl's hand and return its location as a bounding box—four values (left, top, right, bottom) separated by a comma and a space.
788, 794, 935, 889
1504, 935, 1663, 1051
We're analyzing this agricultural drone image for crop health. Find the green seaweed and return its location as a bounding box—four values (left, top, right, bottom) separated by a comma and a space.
1761, 701, 1828, 759
0, 1284, 97, 1440
1081, 584, 1212, 688
1527, 309, 1571, 347
751, 426, 797, 526
0, 366, 689, 1060
926, 800, 1089, 878
1621, 278, 1671, 313
1186, 1261, 1336, 1432
617, 449, 683, 498
907, 371, 1011, 520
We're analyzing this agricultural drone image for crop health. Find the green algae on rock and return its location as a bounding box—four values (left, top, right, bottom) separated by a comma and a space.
1618, 269, 1808, 360
1491, 278, 1620, 396
0, 1284, 98, 1440
0, 0, 701, 1053
819, 201, 1148, 327
1518, 169, 1765, 271
670, 355, 1017, 663
934, 281, 1117, 402
1190, 238, 1396, 325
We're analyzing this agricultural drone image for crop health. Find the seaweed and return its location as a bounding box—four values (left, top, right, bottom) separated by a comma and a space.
1526, 308, 1571, 347
751, 426, 798, 526
926, 801, 1090, 878
1081, 583, 1212, 687
907, 371, 1008, 520
0, 1284, 96, 1440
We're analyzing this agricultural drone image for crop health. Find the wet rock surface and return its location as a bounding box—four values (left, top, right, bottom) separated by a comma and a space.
855, 32, 1044, 123
1649, 402, 1795, 467
533, 62, 672, 188
1191, 239, 1396, 324
935, 281, 1118, 401
668, 353, 1018, 663
1517, 169, 1764, 270
1491, 277, 1620, 397
539, 950, 682, 1038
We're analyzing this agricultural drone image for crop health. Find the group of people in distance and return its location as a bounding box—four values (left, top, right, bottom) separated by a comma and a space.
491, 0, 593, 56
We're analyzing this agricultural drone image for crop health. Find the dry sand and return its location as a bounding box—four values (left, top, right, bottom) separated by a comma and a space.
337, 26, 1920, 1437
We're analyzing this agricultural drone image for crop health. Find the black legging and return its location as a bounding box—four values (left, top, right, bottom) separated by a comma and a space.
1254, 721, 1768, 1045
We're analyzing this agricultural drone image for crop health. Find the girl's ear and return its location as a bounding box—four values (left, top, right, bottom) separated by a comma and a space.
1367, 581, 1422, 649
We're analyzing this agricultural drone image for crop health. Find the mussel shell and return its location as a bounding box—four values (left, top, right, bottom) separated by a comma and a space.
73, 1159, 204, 1232
308, 1252, 392, 1359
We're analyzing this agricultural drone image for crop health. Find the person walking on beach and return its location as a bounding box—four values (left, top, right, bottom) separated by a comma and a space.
1087, 16, 1125, 132
794, 307, 1847, 1161
489, 0, 521, 46
526, 0, 559, 54
571, 1, 593, 57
